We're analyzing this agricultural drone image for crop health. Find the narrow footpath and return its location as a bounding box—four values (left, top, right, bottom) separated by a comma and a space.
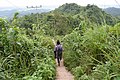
55, 59, 74, 80
52, 39, 74, 80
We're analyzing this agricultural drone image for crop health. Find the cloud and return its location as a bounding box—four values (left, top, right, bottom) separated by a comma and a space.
0, 0, 120, 8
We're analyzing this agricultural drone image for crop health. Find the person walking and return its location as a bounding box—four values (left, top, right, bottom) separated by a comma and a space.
54, 40, 63, 66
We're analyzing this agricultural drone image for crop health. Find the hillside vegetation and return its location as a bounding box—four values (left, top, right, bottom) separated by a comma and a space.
54, 3, 118, 26
0, 15, 56, 80
15, 3, 119, 36
0, 3, 120, 80
63, 23, 120, 80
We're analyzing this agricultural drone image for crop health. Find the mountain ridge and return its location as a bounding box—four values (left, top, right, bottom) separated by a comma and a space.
0, 8, 51, 19
53, 3, 117, 26
104, 7, 120, 16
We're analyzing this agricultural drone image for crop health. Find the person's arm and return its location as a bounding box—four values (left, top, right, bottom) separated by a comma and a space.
54, 46, 57, 53
54, 46, 57, 58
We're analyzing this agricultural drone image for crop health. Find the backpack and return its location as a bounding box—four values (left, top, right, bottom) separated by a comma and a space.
56, 45, 62, 54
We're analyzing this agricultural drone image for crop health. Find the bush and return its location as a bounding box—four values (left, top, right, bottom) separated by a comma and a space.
63, 23, 120, 80
0, 18, 56, 80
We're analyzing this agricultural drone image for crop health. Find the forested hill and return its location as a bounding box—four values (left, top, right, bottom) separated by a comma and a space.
54, 3, 117, 26
14, 3, 119, 36
54, 3, 82, 15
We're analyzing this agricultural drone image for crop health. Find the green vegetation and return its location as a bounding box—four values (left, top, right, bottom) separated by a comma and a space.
15, 3, 119, 36
54, 3, 118, 26
63, 23, 120, 80
56, 3, 120, 80
0, 3, 120, 80
0, 17, 56, 80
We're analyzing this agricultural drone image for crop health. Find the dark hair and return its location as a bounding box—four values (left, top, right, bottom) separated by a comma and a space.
57, 40, 60, 45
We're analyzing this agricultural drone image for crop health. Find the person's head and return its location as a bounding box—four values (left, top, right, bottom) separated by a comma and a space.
57, 40, 60, 45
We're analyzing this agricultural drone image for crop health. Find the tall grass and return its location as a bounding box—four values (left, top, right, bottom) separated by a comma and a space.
63, 23, 120, 80
0, 18, 56, 80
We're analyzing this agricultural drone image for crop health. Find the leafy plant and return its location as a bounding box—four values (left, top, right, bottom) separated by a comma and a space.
0, 18, 56, 80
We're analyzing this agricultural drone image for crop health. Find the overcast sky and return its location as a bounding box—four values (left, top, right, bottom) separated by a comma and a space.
0, 0, 120, 9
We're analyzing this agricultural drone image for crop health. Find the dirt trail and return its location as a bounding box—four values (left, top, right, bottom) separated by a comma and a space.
52, 39, 74, 80
55, 59, 74, 80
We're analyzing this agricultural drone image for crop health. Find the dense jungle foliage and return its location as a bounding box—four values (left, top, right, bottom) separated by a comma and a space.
0, 3, 120, 80
63, 23, 120, 80
0, 15, 56, 80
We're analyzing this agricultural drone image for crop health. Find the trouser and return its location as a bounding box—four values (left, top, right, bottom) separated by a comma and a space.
54, 51, 56, 58
57, 52, 62, 64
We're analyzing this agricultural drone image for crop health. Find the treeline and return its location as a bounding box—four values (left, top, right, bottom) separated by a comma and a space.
13, 3, 120, 36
